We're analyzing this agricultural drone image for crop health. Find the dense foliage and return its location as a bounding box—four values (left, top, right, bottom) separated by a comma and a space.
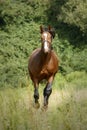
58, 0, 87, 33
0, 0, 87, 87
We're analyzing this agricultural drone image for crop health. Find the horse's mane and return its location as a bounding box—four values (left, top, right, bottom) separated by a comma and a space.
43, 27, 55, 39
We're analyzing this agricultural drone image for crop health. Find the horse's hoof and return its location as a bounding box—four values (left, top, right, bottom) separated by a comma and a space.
33, 102, 40, 109
41, 105, 48, 111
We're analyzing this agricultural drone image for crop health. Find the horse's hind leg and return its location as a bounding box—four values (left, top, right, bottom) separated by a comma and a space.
33, 79, 40, 108
43, 76, 53, 108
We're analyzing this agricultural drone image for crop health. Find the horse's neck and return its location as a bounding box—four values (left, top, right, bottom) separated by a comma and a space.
41, 51, 51, 65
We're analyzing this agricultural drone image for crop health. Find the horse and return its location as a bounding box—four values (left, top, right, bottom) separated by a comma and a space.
28, 26, 59, 109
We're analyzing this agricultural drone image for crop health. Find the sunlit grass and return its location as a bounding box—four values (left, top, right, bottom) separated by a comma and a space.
0, 71, 87, 130
0, 83, 87, 130
54, 71, 87, 89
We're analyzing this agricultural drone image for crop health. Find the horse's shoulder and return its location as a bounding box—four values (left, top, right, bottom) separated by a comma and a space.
51, 50, 58, 60
29, 48, 41, 58
31, 48, 41, 55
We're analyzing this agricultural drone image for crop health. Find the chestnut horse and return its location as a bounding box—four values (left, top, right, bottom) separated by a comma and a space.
28, 26, 59, 109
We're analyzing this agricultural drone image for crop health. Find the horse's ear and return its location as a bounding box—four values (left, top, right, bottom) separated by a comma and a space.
48, 25, 52, 31
48, 26, 55, 38
40, 26, 43, 33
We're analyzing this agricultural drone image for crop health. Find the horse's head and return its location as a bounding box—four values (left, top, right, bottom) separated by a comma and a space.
40, 26, 55, 53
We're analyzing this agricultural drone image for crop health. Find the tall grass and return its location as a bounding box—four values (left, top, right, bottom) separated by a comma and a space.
0, 72, 87, 130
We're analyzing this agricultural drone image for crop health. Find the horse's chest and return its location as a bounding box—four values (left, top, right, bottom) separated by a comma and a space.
40, 65, 52, 76
40, 68, 48, 75
39, 69, 49, 80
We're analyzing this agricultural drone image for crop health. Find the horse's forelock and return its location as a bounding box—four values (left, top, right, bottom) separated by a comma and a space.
41, 26, 55, 38
45, 27, 55, 39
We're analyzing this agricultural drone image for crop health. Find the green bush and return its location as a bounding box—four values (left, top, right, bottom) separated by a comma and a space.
58, 0, 87, 33
0, 22, 40, 87
0, 0, 87, 87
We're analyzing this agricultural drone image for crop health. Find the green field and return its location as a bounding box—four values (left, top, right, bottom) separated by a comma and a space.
0, 72, 87, 130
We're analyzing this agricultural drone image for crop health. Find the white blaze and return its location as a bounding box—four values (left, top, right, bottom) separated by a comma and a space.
44, 33, 47, 40
43, 33, 49, 52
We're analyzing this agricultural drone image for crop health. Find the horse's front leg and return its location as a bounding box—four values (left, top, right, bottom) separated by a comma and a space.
33, 79, 40, 108
43, 76, 53, 108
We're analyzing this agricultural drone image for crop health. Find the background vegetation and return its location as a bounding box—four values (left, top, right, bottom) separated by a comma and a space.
0, 0, 87, 87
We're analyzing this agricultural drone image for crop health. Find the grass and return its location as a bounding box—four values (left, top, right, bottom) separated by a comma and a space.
0, 85, 87, 130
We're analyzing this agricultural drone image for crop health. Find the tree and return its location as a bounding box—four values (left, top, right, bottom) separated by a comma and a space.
58, 0, 87, 33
